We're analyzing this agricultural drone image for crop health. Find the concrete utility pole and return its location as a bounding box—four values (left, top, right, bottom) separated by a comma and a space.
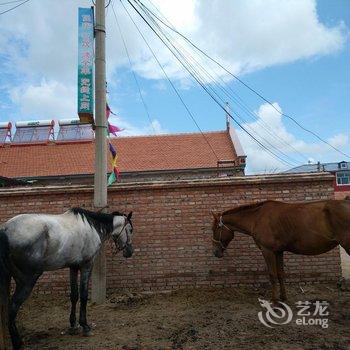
92, 0, 107, 304
225, 101, 231, 130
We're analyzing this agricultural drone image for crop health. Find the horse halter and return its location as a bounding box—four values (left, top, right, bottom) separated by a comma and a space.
212, 216, 233, 250
112, 216, 131, 251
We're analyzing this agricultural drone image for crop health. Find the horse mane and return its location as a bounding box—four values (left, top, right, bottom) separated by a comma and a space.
223, 201, 270, 215
70, 208, 126, 236
111, 211, 124, 216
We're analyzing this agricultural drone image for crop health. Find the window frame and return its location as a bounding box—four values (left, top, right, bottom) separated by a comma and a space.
336, 171, 350, 186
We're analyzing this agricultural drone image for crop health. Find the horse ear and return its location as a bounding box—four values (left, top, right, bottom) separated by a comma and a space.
127, 211, 133, 220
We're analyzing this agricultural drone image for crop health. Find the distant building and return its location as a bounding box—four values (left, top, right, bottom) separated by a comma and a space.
285, 161, 350, 199
0, 116, 246, 186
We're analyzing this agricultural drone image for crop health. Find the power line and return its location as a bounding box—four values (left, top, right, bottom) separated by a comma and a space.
126, 0, 297, 167
139, 0, 310, 163
136, 0, 350, 160
128, 0, 297, 167
111, 3, 152, 125
110, 1, 173, 170
0, 0, 29, 15
132, 0, 303, 166
0, 0, 24, 5
120, 0, 221, 161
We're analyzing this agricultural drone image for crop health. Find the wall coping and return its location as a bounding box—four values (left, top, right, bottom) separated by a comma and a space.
0, 172, 334, 197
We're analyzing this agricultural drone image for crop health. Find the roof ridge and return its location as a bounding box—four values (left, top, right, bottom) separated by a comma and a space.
290, 160, 348, 169
2, 130, 229, 148
112, 129, 228, 140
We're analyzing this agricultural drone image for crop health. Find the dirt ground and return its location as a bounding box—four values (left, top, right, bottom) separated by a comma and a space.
18, 283, 349, 350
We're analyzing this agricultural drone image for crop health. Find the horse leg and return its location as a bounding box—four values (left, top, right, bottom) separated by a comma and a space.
339, 240, 350, 278
9, 272, 41, 350
68, 267, 79, 335
79, 263, 93, 337
276, 252, 287, 301
261, 248, 279, 303
339, 240, 350, 256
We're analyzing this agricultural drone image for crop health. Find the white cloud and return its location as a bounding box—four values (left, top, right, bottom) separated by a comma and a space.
147, 119, 166, 134
192, 0, 347, 75
10, 79, 76, 120
109, 0, 347, 80
236, 102, 349, 174
0, 0, 347, 134
109, 115, 167, 136
328, 133, 348, 148
0, 0, 347, 85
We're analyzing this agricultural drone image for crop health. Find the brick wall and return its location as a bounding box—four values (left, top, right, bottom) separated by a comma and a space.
20, 166, 244, 186
334, 190, 350, 200
0, 173, 341, 294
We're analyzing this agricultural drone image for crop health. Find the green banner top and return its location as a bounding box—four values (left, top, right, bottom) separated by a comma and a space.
78, 7, 94, 119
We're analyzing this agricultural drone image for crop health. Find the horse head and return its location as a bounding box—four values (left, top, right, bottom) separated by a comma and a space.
111, 211, 134, 258
211, 211, 235, 258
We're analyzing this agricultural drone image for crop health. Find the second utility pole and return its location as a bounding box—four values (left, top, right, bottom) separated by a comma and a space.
92, 0, 107, 304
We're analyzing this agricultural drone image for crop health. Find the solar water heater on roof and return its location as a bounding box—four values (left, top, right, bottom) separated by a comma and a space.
0, 122, 12, 145
13, 120, 54, 143
57, 119, 94, 141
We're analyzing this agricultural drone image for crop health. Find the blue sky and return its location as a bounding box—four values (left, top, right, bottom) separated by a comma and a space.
0, 0, 349, 173
114, 0, 350, 132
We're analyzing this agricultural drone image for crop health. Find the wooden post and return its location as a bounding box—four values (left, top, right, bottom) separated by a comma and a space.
92, 0, 107, 304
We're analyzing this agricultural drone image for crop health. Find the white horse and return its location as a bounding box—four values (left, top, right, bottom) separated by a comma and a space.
0, 207, 133, 350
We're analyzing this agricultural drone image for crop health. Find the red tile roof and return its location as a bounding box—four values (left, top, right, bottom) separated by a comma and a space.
0, 131, 237, 178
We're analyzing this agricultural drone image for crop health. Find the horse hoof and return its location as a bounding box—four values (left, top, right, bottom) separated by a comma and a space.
68, 327, 80, 335
271, 300, 285, 308
13, 341, 23, 350
83, 330, 93, 337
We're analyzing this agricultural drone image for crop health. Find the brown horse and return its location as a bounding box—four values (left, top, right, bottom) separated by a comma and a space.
211, 200, 350, 302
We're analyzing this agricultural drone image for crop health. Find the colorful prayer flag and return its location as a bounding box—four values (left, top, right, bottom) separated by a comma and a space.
108, 123, 123, 135
106, 103, 122, 186
107, 171, 117, 186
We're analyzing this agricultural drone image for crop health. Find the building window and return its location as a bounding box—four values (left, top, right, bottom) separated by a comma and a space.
336, 171, 350, 185
340, 162, 348, 169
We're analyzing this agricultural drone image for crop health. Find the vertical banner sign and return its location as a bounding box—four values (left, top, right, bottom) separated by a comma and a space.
78, 8, 94, 123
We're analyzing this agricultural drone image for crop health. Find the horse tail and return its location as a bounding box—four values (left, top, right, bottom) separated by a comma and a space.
0, 229, 11, 346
